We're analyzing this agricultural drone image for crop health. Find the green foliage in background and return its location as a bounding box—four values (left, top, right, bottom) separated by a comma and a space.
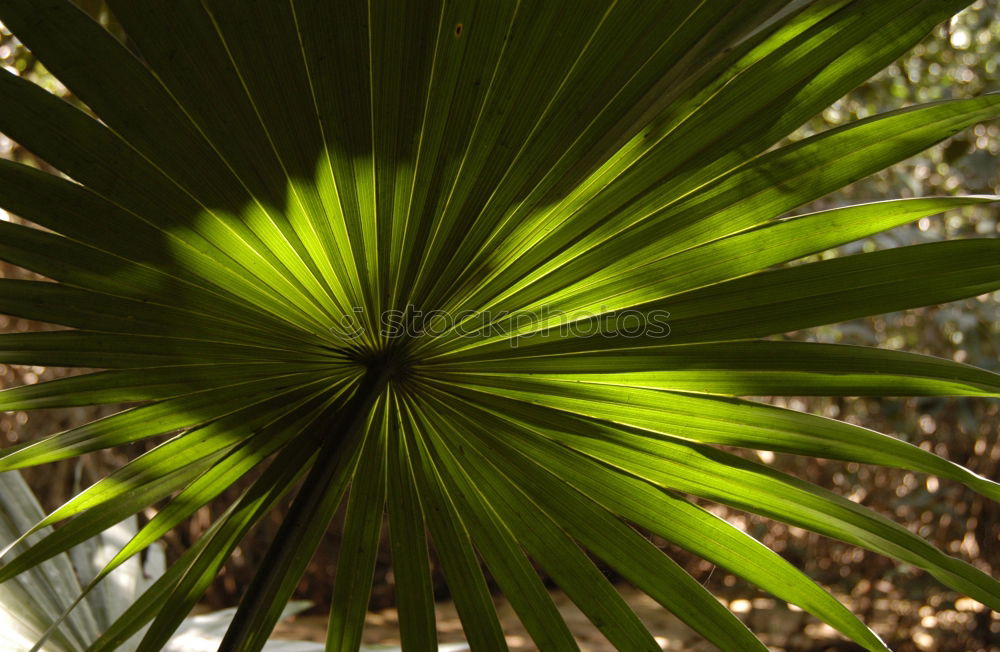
0, 1, 998, 650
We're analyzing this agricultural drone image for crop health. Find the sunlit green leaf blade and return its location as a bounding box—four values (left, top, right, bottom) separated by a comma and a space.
128, 442, 320, 652
445, 239, 1000, 356
219, 374, 385, 651
0, 331, 341, 369
449, 392, 1000, 611
518, 196, 1000, 322
98, 393, 342, 585
0, 372, 343, 470
441, 399, 889, 650
0, 362, 346, 410
424, 389, 766, 650
386, 393, 438, 650
409, 397, 578, 650
430, 340, 1000, 397
424, 408, 660, 651
0, 463, 202, 585
326, 402, 388, 652
403, 403, 508, 651
438, 9, 987, 320
432, 375, 1000, 502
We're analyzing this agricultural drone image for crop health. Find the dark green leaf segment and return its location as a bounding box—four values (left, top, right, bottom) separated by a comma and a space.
220, 366, 389, 652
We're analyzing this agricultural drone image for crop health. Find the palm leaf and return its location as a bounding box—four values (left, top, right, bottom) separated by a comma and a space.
0, 1, 997, 650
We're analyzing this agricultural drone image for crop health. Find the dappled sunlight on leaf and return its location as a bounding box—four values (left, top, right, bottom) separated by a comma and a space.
0, 2, 997, 650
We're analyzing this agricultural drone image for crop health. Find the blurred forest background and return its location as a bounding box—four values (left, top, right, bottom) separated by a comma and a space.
0, 2, 997, 650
